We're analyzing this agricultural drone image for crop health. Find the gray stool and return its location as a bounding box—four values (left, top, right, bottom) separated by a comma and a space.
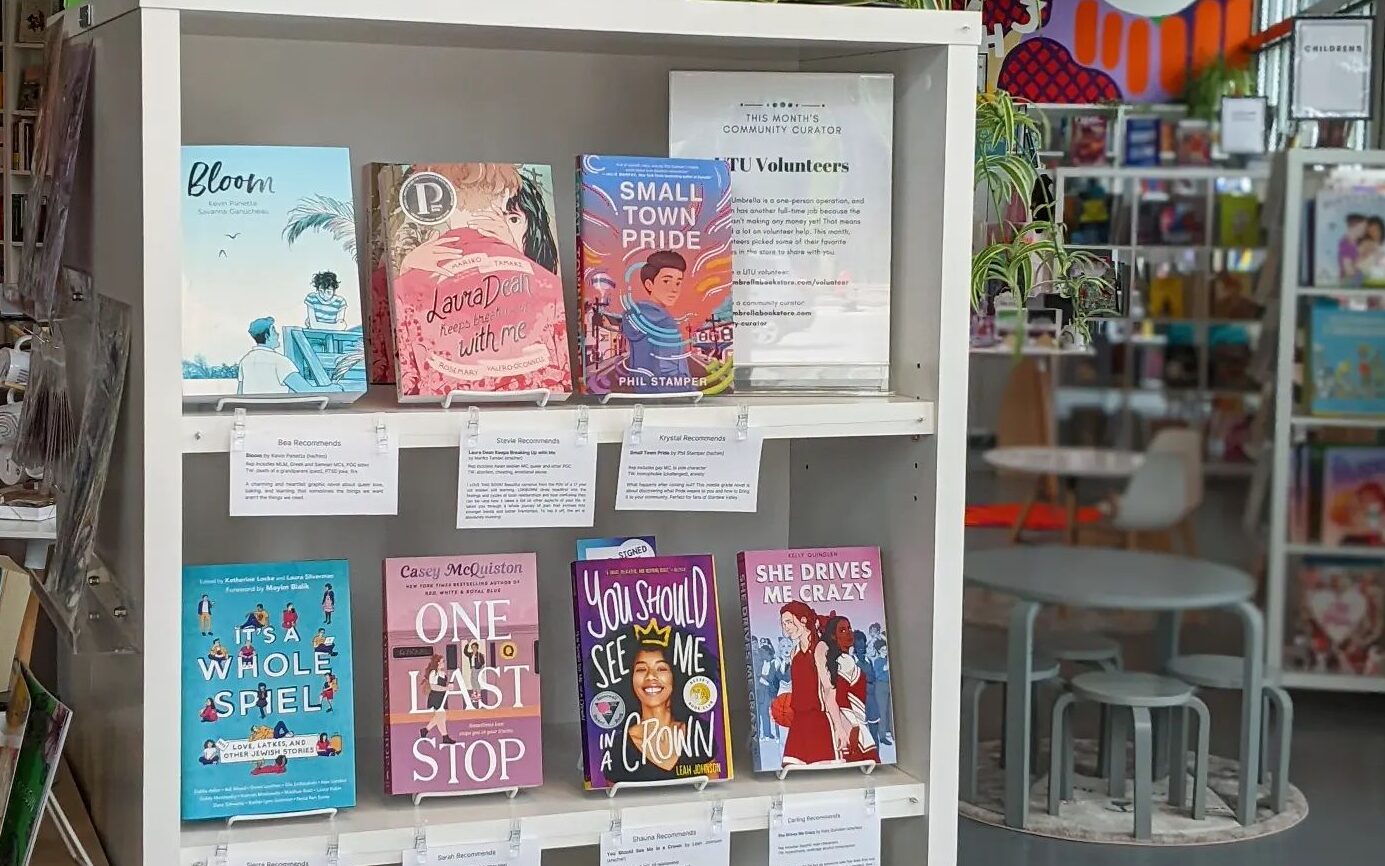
1049, 671, 1210, 840
1037, 631, 1123, 774
1167, 654, 1293, 813
961, 631, 1061, 804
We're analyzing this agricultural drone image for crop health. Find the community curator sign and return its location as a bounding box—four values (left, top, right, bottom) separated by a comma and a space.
1291, 17, 1374, 120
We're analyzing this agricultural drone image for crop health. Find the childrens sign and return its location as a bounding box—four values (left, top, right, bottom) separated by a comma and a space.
1292, 17, 1375, 120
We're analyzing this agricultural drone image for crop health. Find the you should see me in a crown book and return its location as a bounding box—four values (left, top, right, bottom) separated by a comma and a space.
180, 145, 367, 405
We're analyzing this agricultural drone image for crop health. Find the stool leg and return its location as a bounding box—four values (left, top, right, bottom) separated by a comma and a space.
999, 685, 1007, 770
1152, 707, 1167, 780
1268, 686, 1293, 814
1168, 705, 1188, 808
1031, 683, 1044, 780
960, 679, 986, 804
1259, 692, 1271, 786
1108, 706, 1128, 798
1187, 696, 1210, 821
1132, 706, 1153, 841
1048, 692, 1075, 816
1095, 653, 1120, 777
1063, 705, 1076, 800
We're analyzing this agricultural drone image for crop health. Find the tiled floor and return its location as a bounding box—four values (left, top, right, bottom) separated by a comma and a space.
961, 466, 1385, 864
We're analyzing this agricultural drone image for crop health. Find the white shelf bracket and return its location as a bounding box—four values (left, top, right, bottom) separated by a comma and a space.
576, 405, 590, 446
231, 408, 246, 452
709, 801, 725, 835
736, 404, 750, 441
375, 414, 390, 453
629, 405, 645, 445
466, 406, 481, 449
508, 817, 523, 857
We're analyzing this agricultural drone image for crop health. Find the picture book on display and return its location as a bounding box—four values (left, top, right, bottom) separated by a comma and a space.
571, 554, 733, 789
181, 561, 355, 821
1308, 306, 1385, 415
180, 146, 367, 404
0, 664, 70, 866
1289, 560, 1385, 677
382, 554, 542, 796
668, 72, 894, 392
737, 547, 894, 773
576, 536, 656, 561
1067, 116, 1108, 166
1320, 448, 1385, 547
378, 163, 572, 402
1313, 188, 1385, 287
577, 155, 734, 396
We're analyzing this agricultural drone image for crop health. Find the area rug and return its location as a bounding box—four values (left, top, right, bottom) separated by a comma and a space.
960, 739, 1308, 845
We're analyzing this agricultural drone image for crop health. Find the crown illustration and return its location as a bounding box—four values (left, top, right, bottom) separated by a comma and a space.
633, 618, 672, 648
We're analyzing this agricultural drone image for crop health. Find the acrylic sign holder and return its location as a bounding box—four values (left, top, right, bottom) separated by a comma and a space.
599, 391, 703, 405
413, 786, 520, 806
441, 389, 553, 409
213, 395, 331, 412
776, 760, 877, 781
212, 808, 339, 866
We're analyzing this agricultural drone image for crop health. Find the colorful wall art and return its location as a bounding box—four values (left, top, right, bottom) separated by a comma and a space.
965, 0, 1254, 104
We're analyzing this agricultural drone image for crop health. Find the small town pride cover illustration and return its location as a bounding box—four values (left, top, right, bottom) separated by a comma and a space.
572, 555, 733, 789
382, 554, 543, 796
738, 547, 895, 772
182, 560, 355, 820
379, 163, 571, 401
181, 146, 366, 403
578, 155, 734, 396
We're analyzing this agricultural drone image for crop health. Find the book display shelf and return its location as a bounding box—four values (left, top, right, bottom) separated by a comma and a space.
1265, 148, 1385, 697
53, 2, 979, 865
1051, 164, 1271, 477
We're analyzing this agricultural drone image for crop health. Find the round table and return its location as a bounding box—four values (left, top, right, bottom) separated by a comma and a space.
983, 446, 1144, 544
965, 546, 1264, 830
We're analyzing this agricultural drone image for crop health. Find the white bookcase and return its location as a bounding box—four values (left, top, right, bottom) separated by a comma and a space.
53, 2, 979, 865
2, 0, 53, 292
1266, 147, 1385, 695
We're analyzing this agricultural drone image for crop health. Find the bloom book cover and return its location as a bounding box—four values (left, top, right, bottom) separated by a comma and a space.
571, 554, 733, 789
578, 155, 734, 396
182, 560, 355, 820
379, 163, 571, 402
737, 547, 895, 772
181, 146, 367, 404
382, 554, 543, 796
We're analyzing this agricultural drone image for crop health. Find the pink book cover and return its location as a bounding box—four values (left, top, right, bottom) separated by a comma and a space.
382, 554, 543, 796
378, 163, 571, 402
737, 546, 895, 773
1321, 448, 1385, 547
363, 163, 396, 384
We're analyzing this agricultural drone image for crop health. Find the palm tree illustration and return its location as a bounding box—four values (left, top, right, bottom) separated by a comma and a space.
282, 195, 357, 260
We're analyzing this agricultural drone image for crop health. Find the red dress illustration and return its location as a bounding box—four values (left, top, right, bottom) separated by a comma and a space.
833, 654, 880, 763
781, 648, 835, 765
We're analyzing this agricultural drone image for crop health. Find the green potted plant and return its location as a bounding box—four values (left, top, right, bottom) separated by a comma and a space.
972, 90, 1117, 347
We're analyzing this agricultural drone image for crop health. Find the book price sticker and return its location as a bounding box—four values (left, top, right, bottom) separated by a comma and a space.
615, 424, 764, 512
229, 413, 399, 517
600, 814, 729, 866
769, 790, 880, 866
457, 421, 598, 528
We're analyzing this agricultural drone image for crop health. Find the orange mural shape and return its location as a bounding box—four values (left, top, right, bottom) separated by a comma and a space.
1075, 0, 1100, 66
1192, 0, 1223, 73
1224, 0, 1253, 65
1160, 15, 1189, 97
1101, 12, 1124, 69
1128, 19, 1151, 96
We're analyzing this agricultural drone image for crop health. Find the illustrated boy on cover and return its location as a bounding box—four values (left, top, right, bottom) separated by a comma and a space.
303, 271, 349, 330
596, 250, 693, 392
236, 316, 344, 395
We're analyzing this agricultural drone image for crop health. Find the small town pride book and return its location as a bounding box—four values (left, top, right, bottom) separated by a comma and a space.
571, 555, 733, 789
181, 560, 355, 820
669, 72, 893, 392
577, 155, 734, 396
737, 547, 895, 772
382, 554, 543, 795
378, 163, 571, 402
180, 146, 366, 404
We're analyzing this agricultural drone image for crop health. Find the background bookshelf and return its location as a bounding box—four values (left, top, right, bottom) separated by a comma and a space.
1, 0, 56, 298
1050, 164, 1271, 479
1265, 148, 1385, 696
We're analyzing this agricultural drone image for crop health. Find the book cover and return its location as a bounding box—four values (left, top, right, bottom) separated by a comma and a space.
180, 146, 367, 404
1320, 448, 1385, 547
1123, 117, 1161, 167
0, 665, 30, 837
1210, 272, 1259, 318
1175, 119, 1212, 165
1068, 116, 1108, 166
1313, 189, 1385, 287
571, 554, 732, 789
378, 163, 571, 402
576, 537, 657, 561
181, 560, 355, 820
1217, 194, 1261, 247
1289, 560, 1385, 676
1148, 271, 1186, 317
668, 72, 892, 392
0, 664, 71, 866
1308, 306, 1385, 415
382, 554, 542, 796
737, 547, 894, 772
577, 155, 734, 396
363, 163, 396, 385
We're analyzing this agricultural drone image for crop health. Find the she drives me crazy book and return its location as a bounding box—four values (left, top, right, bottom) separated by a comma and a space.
737, 547, 895, 772
181, 560, 355, 820
379, 163, 571, 402
382, 554, 543, 795
578, 155, 733, 396
572, 554, 733, 789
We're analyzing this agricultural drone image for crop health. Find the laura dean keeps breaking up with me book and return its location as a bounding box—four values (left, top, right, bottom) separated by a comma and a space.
382, 554, 543, 796
572, 555, 733, 789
